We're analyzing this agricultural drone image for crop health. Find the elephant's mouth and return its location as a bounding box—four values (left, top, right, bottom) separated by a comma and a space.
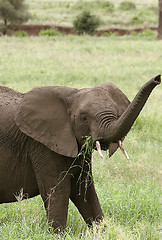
100, 141, 110, 151
95, 140, 129, 159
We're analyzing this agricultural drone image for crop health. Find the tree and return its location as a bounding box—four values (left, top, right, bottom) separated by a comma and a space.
158, 0, 162, 39
0, 0, 30, 34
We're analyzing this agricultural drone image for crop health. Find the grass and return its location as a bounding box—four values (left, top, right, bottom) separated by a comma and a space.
25, 0, 158, 29
0, 34, 161, 239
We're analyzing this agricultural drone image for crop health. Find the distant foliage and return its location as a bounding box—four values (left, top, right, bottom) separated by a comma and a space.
131, 16, 144, 24
140, 28, 155, 36
73, 1, 115, 13
39, 28, 60, 37
0, 0, 30, 25
73, 11, 100, 35
102, 1, 115, 12
14, 30, 28, 37
119, 1, 136, 10
72, 1, 98, 11
104, 31, 119, 37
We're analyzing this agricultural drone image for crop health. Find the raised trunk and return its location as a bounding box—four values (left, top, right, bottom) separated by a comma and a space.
104, 75, 161, 143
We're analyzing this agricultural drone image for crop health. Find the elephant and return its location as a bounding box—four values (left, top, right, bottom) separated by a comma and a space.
0, 75, 161, 232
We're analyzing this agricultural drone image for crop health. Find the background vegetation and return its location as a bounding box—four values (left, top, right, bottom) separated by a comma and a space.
0, 0, 161, 240
26, 0, 158, 29
0, 0, 30, 34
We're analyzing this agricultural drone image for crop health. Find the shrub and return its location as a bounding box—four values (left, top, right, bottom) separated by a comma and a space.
104, 32, 110, 37
119, 1, 136, 10
140, 29, 155, 37
130, 31, 139, 36
73, 11, 100, 35
14, 30, 28, 37
39, 28, 60, 37
104, 31, 119, 37
129, 29, 155, 38
102, 1, 115, 12
131, 16, 144, 24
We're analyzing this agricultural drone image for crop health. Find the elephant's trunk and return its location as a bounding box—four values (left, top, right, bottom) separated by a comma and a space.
102, 75, 161, 143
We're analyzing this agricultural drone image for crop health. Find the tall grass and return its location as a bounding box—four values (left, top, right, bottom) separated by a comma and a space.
0, 34, 161, 239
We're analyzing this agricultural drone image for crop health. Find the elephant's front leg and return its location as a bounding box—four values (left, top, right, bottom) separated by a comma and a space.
70, 156, 104, 226
44, 176, 71, 232
31, 150, 71, 232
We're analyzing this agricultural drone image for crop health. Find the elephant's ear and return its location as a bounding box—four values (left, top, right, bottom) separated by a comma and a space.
15, 86, 78, 158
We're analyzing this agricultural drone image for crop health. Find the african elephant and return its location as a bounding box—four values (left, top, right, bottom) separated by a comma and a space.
0, 75, 161, 232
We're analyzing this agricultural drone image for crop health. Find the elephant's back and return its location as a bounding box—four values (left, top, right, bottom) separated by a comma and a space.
0, 86, 22, 101
0, 86, 23, 126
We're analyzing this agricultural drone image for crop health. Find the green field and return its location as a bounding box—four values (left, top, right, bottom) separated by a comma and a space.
0, 33, 162, 239
26, 0, 158, 29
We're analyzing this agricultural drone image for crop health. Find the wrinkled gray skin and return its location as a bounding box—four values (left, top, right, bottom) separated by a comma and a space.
0, 75, 161, 232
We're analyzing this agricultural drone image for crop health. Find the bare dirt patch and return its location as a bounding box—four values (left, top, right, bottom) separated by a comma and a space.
8, 24, 157, 36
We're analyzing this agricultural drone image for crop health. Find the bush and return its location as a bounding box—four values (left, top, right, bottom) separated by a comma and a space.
140, 29, 155, 37
129, 29, 155, 38
14, 30, 28, 37
39, 28, 60, 37
131, 16, 144, 24
130, 31, 139, 36
102, 1, 115, 12
119, 1, 136, 10
104, 31, 120, 37
73, 11, 100, 35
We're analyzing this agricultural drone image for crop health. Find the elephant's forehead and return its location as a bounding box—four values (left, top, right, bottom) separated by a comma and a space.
75, 88, 116, 109
78, 88, 109, 99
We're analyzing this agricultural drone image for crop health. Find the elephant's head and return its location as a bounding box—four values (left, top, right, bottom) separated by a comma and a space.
70, 75, 161, 158
15, 75, 161, 159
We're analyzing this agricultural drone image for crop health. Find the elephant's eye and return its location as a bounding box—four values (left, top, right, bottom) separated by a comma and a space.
81, 114, 88, 122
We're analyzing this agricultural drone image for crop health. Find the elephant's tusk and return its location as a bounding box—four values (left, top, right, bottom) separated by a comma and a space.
118, 140, 130, 160
96, 141, 103, 159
